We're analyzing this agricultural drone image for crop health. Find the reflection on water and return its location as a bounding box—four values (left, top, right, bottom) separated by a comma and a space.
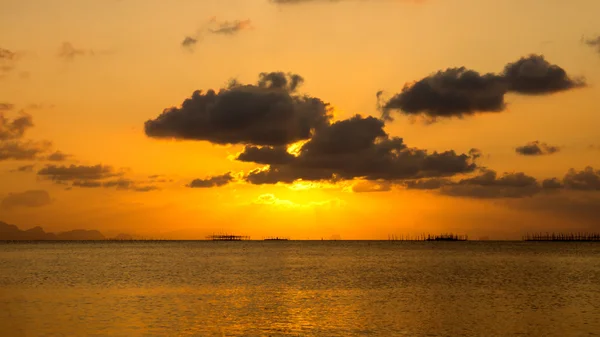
1, 241, 599, 336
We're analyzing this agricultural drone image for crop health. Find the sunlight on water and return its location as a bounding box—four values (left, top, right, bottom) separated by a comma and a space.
1, 241, 599, 336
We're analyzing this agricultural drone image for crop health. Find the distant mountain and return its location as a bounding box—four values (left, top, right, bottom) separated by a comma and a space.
0, 221, 109, 241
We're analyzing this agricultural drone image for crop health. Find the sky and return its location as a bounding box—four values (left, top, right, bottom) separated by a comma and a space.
1, 0, 600, 239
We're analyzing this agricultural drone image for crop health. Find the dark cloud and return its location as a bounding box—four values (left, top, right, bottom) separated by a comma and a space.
0, 140, 51, 161
181, 36, 198, 48
188, 172, 234, 188
542, 178, 563, 189
38, 164, 120, 182
237, 146, 296, 165
72, 178, 160, 192
72, 180, 103, 188
46, 151, 71, 162
144, 72, 332, 146
38, 165, 159, 192
515, 141, 560, 156
209, 19, 252, 35
381, 54, 583, 121
440, 170, 541, 199
1, 190, 51, 209
0, 112, 58, 161
404, 178, 452, 190
380, 68, 507, 120
502, 55, 585, 95
563, 167, 600, 191
405, 167, 600, 199
0, 113, 33, 140
245, 115, 478, 184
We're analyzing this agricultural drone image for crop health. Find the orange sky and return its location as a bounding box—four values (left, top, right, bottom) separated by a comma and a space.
1, 0, 600, 239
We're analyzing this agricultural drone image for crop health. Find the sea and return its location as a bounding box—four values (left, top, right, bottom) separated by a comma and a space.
0, 241, 599, 337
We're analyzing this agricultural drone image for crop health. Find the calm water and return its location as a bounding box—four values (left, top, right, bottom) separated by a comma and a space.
1, 241, 599, 336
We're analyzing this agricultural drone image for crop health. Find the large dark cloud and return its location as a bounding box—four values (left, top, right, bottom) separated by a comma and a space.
244, 115, 478, 184
380, 68, 507, 120
1, 190, 52, 209
145, 72, 332, 146
188, 172, 234, 188
381, 54, 584, 120
502, 55, 585, 95
515, 141, 560, 156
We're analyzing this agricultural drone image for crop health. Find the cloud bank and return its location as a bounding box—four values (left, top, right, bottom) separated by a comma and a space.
380, 55, 585, 121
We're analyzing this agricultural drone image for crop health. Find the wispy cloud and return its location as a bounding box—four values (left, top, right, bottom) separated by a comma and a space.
181, 17, 253, 51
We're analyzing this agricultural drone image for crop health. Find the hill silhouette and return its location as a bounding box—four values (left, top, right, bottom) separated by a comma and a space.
0, 221, 130, 241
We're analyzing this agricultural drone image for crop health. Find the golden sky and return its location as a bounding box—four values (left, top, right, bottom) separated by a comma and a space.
1, 0, 600, 239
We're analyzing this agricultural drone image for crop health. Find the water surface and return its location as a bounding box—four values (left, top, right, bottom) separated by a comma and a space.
1, 241, 599, 336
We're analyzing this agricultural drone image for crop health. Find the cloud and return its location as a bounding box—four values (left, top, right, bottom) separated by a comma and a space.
46, 151, 71, 162
244, 115, 478, 184
38, 164, 121, 181
515, 141, 560, 156
502, 55, 585, 95
181, 17, 252, 50
352, 180, 392, 193
1, 190, 51, 209
0, 111, 56, 161
38, 164, 160, 192
380, 68, 507, 120
181, 36, 198, 48
209, 19, 252, 35
252, 193, 345, 209
404, 167, 600, 199
563, 167, 600, 191
0, 112, 33, 140
380, 54, 583, 121
188, 172, 234, 188
145, 72, 332, 146
0, 48, 20, 78
0, 140, 51, 161
236, 146, 296, 165
11, 164, 34, 173
0, 103, 14, 111
439, 170, 541, 199
585, 35, 600, 55
404, 178, 452, 190
58, 42, 93, 60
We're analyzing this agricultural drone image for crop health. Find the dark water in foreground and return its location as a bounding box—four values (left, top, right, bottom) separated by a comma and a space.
1, 241, 599, 337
